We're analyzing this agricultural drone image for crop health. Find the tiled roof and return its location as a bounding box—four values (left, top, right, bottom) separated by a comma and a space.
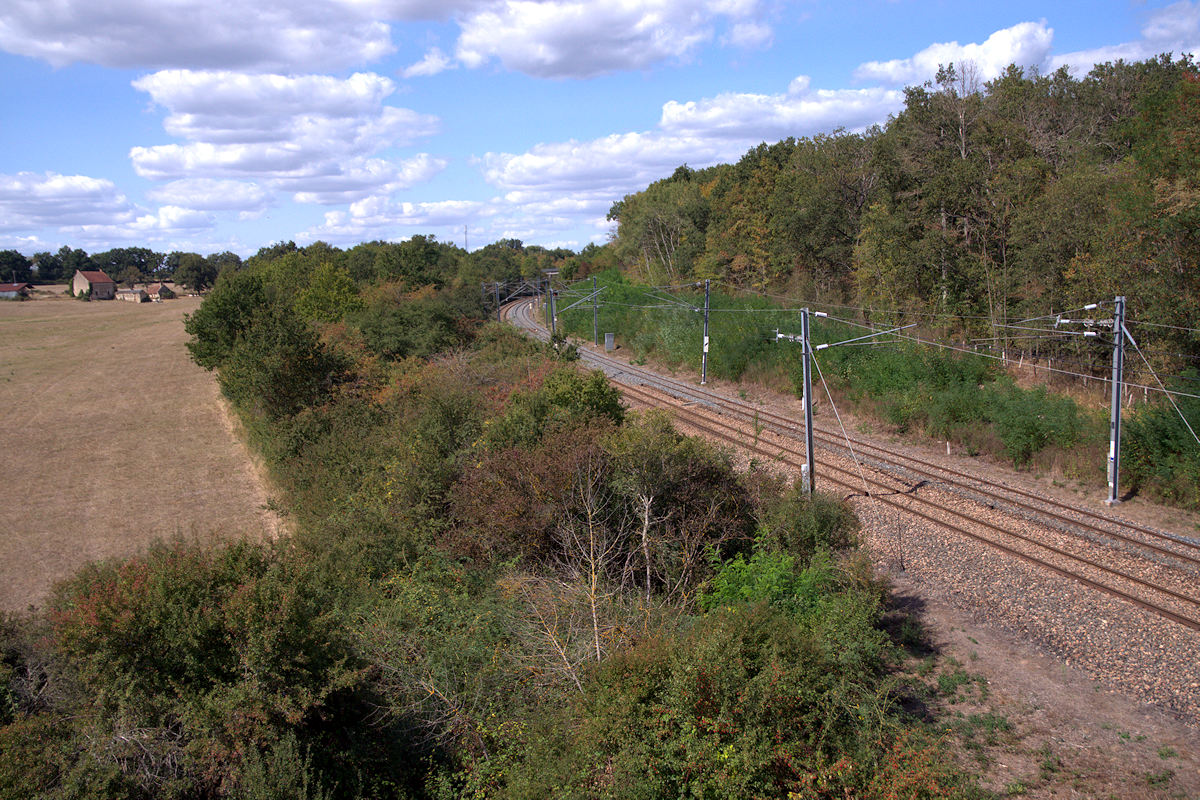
79, 270, 114, 284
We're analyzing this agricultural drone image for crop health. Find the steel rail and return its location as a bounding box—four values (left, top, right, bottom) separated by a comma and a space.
507, 298, 1200, 566
618, 381, 1200, 632
503, 298, 1200, 632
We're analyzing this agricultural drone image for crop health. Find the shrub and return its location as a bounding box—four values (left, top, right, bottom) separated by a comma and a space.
217, 303, 347, 420
504, 597, 899, 798
47, 538, 373, 797
755, 488, 859, 560
700, 549, 839, 613
1124, 381, 1200, 507
184, 269, 271, 369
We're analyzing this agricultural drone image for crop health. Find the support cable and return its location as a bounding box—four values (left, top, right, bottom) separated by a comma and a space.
1125, 327, 1200, 446
1127, 320, 1200, 334
810, 350, 872, 499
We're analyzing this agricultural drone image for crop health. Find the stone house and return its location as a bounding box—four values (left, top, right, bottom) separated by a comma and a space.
72, 270, 116, 300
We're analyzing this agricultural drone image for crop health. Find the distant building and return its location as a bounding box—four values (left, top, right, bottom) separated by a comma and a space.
117, 287, 149, 303
146, 282, 175, 300
72, 270, 116, 300
0, 282, 31, 299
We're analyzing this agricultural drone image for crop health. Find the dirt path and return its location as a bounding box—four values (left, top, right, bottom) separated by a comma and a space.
0, 295, 282, 613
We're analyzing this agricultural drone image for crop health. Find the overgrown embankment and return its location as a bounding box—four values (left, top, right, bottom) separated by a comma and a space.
557, 274, 1199, 507
0, 240, 998, 799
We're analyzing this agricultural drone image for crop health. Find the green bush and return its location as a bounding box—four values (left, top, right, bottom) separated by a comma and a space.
482, 365, 624, 450
700, 549, 838, 613
46, 538, 379, 798
503, 597, 898, 798
984, 382, 1085, 467
353, 286, 484, 360
218, 303, 347, 420
1124, 381, 1200, 508
754, 488, 859, 560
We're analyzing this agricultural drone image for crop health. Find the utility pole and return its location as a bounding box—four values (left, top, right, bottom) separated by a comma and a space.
776, 310, 902, 495
493, 282, 502, 323
545, 274, 558, 337
1106, 295, 1126, 506
592, 275, 599, 346
1056, 297, 1127, 505
701, 279, 710, 385
800, 308, 815, 494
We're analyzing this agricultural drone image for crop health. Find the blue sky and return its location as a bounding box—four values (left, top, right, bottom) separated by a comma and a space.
1, 0, 1197, 257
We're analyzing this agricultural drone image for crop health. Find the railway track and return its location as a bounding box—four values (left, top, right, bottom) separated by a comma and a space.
505, 298, 1200, 634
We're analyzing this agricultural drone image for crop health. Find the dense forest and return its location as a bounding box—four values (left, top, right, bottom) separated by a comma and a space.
592, 54, 1200, 507
607, 56, 1200, 365
2, 53, 1199, 798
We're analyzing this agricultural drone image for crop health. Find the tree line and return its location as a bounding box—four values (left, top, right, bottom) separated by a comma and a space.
606, 55, 1200, 367
0, 235, 612, 295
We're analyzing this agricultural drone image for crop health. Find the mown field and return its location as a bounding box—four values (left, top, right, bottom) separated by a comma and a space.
0, 295, 279, 612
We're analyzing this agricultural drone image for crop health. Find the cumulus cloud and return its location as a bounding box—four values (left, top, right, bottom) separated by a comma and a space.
724, 20, 772, 49
402, 46, 456, 77
0, 172, 223, 249
456, 0, 769, 78
482, 73, 901, 203
65, 206, 218, 248
146, 179, 272, 212
0, 0, 394, 71
0, 0, 771, 77
131, 70, 442, 203
286, 154, 448, 203
854, 20, 1055, 85
1052, 1, 1200, 74
659, 81, 903, 140
482, 132, 734, 198
0, 172, 138, 231
301, 197, 487, 243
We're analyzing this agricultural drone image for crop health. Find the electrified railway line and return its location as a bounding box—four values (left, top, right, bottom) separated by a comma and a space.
504, 297, 1200, 633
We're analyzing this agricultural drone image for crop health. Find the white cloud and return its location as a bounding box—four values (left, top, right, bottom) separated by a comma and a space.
287, 154, 448, 203
659, 83, 903, 140
0, 172, 138, 231
0, 234, 53, 255
146, 179, 272, 212
455, 0, 768, 78
854, 21, 1055, 85
482, 74, 901, 202
130, 70, 442, 203
301, 197, 486, 243
402, 46, 455, 77
132, 71, 436, 148
0, 0, 395, 71
724, 20, 772, 49
0, 0, 770, 78
132, 71, 403, 141
61, 207, 219, 250
482, 132, 734, 197
1052, 1, 1200, 74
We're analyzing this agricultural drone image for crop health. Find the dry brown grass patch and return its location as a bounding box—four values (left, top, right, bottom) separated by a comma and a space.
0, 296, 281, 612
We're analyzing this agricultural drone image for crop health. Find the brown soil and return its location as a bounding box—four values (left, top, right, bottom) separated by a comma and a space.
0, 294, 282, 613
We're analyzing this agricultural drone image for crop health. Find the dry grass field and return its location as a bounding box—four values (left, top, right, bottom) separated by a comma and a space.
0, 293, 281, 612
